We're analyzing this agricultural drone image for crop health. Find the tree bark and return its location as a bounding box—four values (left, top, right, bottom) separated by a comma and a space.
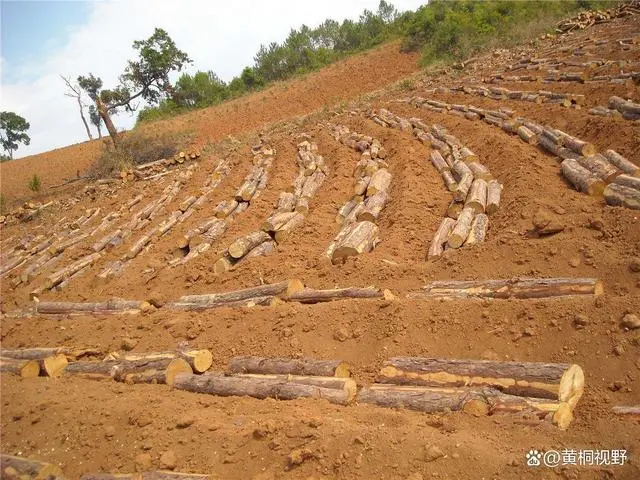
228, 231, 271, 259
452, 162, 473, 201
64, 358, 192, 386
277, 192, 297, 212
357, 191, 388, 222
467, 162, 492, 181
465, 214, 489, 245
273, 213, 305, 243
465, 179, 487, 214
517, 126, 537, 144
244, 240, 277, 259
177, 218, 224, 249
366, 169, 392, 196
576, 155, 620, 183
331, 221, 379, 263
409, 277, 604, 301
611, 405, 640, 417
604, 183, 640, 209
1, 347, 102, 361
0, 357, 40, 377
35, 299, 148, 315
604, 150, 640, 176
288, 287, 383, 304
0, 454, 64, 479
228, 356, 350, 377
377, 357, 584, 406
96, 97, 118, 146
447, 206, 475, 248
262, 212, 298, 233
77, 95, 93, 141
106, 349, 212, 374
173, 373, 355, 405
428, 217, 456, 259
214, 200, 239, 219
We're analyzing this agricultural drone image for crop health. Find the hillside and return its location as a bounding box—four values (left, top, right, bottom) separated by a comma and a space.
1, 7, 640, 480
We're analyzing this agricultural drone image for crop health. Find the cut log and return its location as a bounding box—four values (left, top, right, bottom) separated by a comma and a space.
447, 206, 475, 249
212, 254, 236, 274
336, 199, 359, 223
38, 354, 69, 377
0, 347, 102, 362
554, 130, 596, 156
92, 229, 123, 253
274, 213, 305, 243
228, 231, 272, 259
485, 180, 502, 215
356, 385, 573, 429
45, 252, 101, 290
613, 174, 640, 191
331, 221, 379, 263
430, 151, 450, 174
47, 232, 89, 255
170, 280, 305, 310
357, 191, 389, 222
36, 299, 147, 315
366, 169, 392, 196
467, 162, 492, 181
228, 356, 350, 377
465, 179, 487, 214
409, 277, 604, 301
262, 212, 298, 233
301, 171, 326, 198
235, 172, 262, 202
173, 372, 355, 405
517, 126, 538, 144
214, 199, 239, 219
288, 287, 383, 303
466, 214, 489, 245
236, 373, 357, 401
245, 240, 277, 259
446, 200, 464, 219
378, 357, 584, 406
604, 183, 640, 209
353, 176, 371, 197
64, 358, 191, 386
452, 162, 473, 201
428, 217, 456, 259
107, 349, 212, 374
277, 192, 297, 212
442, 170, 458, 192
611, 405, 640, 417
561, 158, 606, 196
178, 218, 223, 249
0, 357, 40, 377
576, 154, 620, 183
604, 150, 640, 176
0, 454, 64, 479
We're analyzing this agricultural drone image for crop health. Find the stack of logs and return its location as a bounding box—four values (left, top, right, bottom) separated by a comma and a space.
590, 95, 640, 120
213, 139, 325, 273
439, 85, 584, 108
410, 96, 640, 210
326, 125, 389, 263
122, 150, 202, 182
556, 1, 640, 33
371, 108, 501, 258
358, 357, 585, 429
175, 141, 275, 267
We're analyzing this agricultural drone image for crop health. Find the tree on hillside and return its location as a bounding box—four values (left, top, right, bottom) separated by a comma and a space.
61, 75, 93, 141
0, 111, 31, 160
78, 28, 191, 146
88, 105, 102, 138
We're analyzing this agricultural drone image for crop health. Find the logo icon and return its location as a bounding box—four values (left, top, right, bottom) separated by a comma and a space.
544, 450, 561, 467
526, 449, 542, 467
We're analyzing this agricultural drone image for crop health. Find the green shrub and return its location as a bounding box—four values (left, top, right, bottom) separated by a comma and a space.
28, 174, 41, 192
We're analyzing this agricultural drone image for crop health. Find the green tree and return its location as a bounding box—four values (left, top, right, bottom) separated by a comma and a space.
0, 111, 31, 159
78, 28, 191, 146
88, 105, 102, 138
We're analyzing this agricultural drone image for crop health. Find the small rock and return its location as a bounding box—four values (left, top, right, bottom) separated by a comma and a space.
286, 448, 315, 469
532, 208, 564, 235
134, 453, 153, 472
569, 257, 581, 268
621, 313, 640, 330
129, 413, 153, 427
523, 327, 536, 337
573, 314, 589, 328
629, 258, 640, 273
176, 416, 195, 428
333, 327, 350, 342
104, 425, 116, 439
613, 344, 625, 356
608, 380, 625, 392
159, 450, 177, 470
121, 337, 138, 351
424, 444, 445, 462
148, 297, 166, 308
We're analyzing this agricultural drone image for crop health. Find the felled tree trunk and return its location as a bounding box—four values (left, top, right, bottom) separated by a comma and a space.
576, 155, 620, 183
273, 213, 305, 243
35, 299, 148, 315
245, 240, 277, 259
452, 161, 473, 201
561, 159, 605, 196
447, 206, 475, 248
408, 277, 604, 301
604, 150, 639, 176
288, 287, 383, 304
173, 373, 356, 405
465, 214, 489, 245
64, 358, 192, 386
604, 183, 640, 209
228, 356, 350, 377
377, 357, 584, 406
106, 349, 212, 374
0, 454, 65, 479
331, 221, 379, 263
357, 191, 389, 222
45, 252, 101, 290
228, 231, 271, 259
611, 405, 640, 417
465, 179, 487, 214
613, 174, 640, 191
428, 217, 456, 259
80, 472, 211, 480
0, 357, 40, 377
366, 169, 392, 196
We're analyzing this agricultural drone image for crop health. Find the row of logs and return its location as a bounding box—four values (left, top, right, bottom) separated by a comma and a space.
212, 139, 324, 273
440, 84, 584, 108
121, 150, 202, 182
487, 70, 638, 86
410, 96, 640, 209
370, 108, 501, 257
556, 1, 640, 33
174, 142, 275, 267
326, 125, 387, 263
590, 95, 640, 120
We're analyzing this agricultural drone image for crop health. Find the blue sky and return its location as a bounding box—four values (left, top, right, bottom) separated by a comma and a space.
1, 0, 425, 158
2, 0, 93, 84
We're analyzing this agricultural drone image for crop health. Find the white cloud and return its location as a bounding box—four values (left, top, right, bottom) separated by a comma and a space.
2, 0, 424, 158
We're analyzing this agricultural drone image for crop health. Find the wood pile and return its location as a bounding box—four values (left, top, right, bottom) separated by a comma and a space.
369, 108, 501, 258
556, 1, 640, 33
212, 138, 326, 273
443, 84, 584, 108
177, 141, 274, 267
410, 96, 639, 208
358, 356, 584, 429
326, 125, 389, 263
122, 150, 202, 181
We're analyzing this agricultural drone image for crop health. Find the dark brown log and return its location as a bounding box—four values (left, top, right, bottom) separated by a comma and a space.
561, 159, 606, 196
173, 372, 355, 405
576, 155, 620, 183
273, 213, 305, 243
378, 357, 584, 406
611, 405, 640, 417
0, 357, 40, 377
604, 150, 640, 176
428, 217, 456, 259
366, 169, 392, 196
357, 191, 389, 222
465, 179, 487, 214
0, 454, 64, 479
169, 280, 305, 310
409, 277, 604, 301
447, 206, 475, 248
228, 356, 350, 377
604, 183, 640, 209
36, 299, 148, 315
288, 287, 384, 304
331, 221, 379, 263
228, 231, 271, 259
106, 349, 212, 374
466, 214, 489, 245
